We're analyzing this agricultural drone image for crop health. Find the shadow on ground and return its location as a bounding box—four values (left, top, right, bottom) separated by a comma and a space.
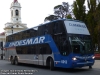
12, 63, 92, 73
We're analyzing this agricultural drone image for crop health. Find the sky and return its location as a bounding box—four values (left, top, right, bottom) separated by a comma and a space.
0, 0, 75, 33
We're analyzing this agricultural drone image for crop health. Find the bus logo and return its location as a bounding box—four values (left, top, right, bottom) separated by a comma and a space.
8, 36, 45, 47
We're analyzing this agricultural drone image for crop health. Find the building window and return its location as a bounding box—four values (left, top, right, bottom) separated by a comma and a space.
16, 18, 18, 21
15, 10, 19, 16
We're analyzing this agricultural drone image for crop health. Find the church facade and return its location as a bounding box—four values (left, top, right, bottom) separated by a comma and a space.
5, 0, 28, 36
0, 0, 28, 59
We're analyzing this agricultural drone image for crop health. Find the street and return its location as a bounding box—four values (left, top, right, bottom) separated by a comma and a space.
0, 60, 100, 75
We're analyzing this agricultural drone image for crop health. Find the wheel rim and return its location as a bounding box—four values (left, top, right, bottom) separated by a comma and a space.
11, 59, 13, 64
15, 59, 18, 65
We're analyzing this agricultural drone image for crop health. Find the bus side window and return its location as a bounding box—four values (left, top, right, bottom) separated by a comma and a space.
22, 46, 27, 54
33, 45, 36, 54
35, 45, 40, 54
39, 44, 52, 54
53, 22, 62, 35
39, 47, 43, 54
44, 29, 48, 35
16, 47, 22, 54
53, 24, 57, 34
39, 47, 46, 54
38, 26, 45, 36
27, 46, 32, 54
47, 23, 53, 35
44, 25, 48, 35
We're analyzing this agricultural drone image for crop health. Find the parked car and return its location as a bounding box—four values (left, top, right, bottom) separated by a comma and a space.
95, 53, 100, 59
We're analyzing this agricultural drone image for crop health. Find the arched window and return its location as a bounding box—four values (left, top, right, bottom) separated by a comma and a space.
15, 10, 19, 16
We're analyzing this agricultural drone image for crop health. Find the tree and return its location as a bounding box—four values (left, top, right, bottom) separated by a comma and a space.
66, 14, 72, 19
44, 15, 59, 21
72, 0, 100, 50
86, 0, 97, 46
54, 2, 70, 19
72, 0, 86, 22
44, 2, 72, 22
93, 1, 100, 52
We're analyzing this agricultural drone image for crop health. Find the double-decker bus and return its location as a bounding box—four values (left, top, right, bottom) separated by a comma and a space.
4, 19, 95, 70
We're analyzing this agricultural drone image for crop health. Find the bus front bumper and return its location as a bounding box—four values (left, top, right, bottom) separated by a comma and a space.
71, 60, 95, 68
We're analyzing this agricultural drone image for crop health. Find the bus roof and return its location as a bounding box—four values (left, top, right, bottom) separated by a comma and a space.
7, 19, 84, 36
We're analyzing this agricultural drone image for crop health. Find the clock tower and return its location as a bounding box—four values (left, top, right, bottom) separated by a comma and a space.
4, 0, 28, 36
11, 0, 21, 23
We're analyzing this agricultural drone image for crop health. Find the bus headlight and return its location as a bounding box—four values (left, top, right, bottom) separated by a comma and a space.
72, 57, 77, 60
92, 56, 95, 59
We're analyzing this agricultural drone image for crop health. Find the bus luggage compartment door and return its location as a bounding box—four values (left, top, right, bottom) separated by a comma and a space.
33, 55, 39, 65
38, 54, 44, 65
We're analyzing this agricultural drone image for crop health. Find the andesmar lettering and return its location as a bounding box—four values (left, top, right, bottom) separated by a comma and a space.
69, 23, 86, 28
9, 36, 45, 47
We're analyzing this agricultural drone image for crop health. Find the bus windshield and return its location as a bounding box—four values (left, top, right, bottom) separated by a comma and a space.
69, 35, 93, 54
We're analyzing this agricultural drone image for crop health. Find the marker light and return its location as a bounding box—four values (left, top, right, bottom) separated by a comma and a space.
72, 57, 77, 60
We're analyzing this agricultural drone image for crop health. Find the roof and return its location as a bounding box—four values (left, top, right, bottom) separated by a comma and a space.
0, 32, 5, 36
14, 0, 18, 3
7, 19, 84, 36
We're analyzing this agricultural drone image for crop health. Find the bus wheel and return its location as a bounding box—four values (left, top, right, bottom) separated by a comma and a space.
50, 58, 54, 71
11, 57, 14, 65
89, 66, 92, 69
14, 57, 18, 65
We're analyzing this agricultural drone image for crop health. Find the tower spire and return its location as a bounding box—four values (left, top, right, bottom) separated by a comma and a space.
14, 0, 18, 3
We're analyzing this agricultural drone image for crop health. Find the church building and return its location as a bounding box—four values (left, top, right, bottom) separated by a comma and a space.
0, 0, 28, 59
5, 0, 28, 36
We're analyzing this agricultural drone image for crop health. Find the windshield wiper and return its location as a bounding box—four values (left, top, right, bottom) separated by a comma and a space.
74, 37, 85, 46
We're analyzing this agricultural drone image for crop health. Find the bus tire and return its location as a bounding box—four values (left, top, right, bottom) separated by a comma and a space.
50, 58, 54, 71
89, 66, 92, 69
11, 57, 14, 65
14, 57, 19, 65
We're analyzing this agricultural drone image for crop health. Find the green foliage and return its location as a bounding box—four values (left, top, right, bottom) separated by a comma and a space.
72, 0, 86, 22
44, 2, 72, 22
44, 15, 59, 21
44, 0, 100, 52
73, 0, 100, 51
66, 14, 72, 19
86, 0, 98, 46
